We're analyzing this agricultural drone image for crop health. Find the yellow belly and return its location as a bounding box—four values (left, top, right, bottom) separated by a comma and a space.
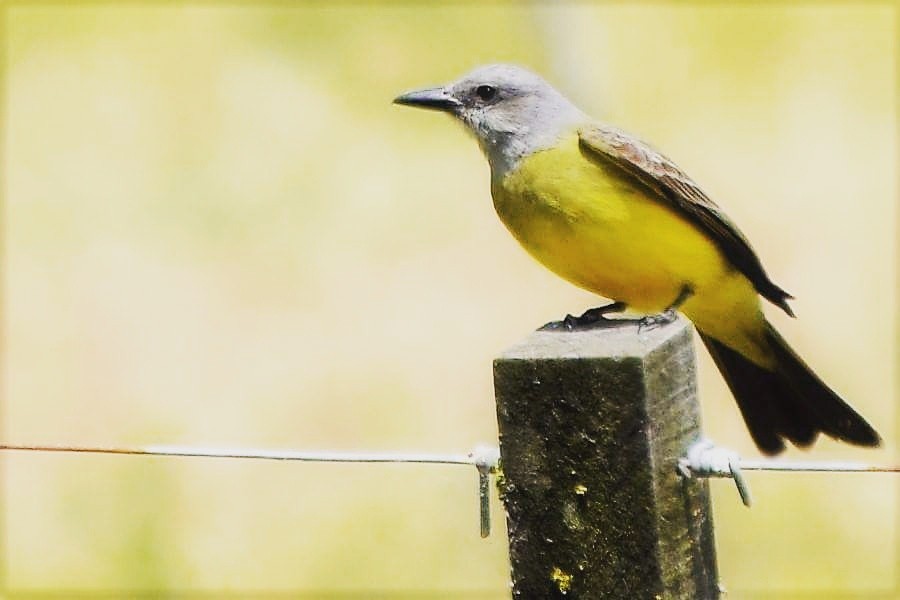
492, 131, 772, 367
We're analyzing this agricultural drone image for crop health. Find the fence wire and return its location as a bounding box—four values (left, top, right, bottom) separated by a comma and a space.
0, 442, 502, 537
0, 439, 896, 526
678, 439, 900, 506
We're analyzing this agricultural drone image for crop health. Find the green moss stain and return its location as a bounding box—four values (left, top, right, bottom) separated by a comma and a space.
494, 461, 509, 501
551, 566, 573, 594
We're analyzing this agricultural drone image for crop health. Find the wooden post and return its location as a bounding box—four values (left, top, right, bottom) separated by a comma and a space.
493, 318, 719, 599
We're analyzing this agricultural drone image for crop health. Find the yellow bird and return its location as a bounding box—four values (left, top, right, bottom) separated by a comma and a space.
395, 63, 880, 455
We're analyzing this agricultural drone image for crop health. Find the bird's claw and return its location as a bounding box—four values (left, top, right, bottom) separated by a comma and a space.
637, 309, 677, 333
540, 304, 630, 332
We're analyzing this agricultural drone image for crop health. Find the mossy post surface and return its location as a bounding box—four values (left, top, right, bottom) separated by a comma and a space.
493, 318, 718, 599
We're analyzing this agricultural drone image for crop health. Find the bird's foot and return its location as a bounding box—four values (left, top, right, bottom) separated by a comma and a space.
637, 308, 678, 333
540, 302, 630, 331
636, 285, 693, 332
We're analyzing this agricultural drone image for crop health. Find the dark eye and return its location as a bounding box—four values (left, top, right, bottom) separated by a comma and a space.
475, 85, 497, 101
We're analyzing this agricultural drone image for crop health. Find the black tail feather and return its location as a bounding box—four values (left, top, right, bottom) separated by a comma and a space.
700, 324, 880, 455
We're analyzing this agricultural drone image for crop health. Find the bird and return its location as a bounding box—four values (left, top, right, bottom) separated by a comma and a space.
394, 63, 880, 455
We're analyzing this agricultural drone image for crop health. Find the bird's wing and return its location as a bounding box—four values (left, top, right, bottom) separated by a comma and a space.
578, 124, 794, 316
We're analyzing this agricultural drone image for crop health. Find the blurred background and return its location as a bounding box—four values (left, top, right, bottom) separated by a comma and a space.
3, 2, 896, 597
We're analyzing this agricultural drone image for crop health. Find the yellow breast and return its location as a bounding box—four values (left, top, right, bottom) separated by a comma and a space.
491, 130, 772, 366
491, 132, 730, 313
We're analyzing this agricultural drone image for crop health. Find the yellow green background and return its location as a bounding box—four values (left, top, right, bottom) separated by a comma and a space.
3, 2, 897, 597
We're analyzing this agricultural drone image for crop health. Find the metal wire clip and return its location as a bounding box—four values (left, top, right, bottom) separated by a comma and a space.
678, 438, 900, 508
679, 439, 753, 506
471, 445, 501, 538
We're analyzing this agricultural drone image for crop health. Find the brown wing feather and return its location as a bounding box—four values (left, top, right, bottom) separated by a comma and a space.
578, 124, 794, 316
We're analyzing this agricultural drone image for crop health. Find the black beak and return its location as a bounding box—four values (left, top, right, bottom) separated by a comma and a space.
393, 87, 461, 112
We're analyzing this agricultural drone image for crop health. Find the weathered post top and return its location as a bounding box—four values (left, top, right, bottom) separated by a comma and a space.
493, 318, 719, 599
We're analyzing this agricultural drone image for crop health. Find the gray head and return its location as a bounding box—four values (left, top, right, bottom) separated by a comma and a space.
395, 64, 587, 174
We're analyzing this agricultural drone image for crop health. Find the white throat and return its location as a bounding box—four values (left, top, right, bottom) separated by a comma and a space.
469, 101, 586, 178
